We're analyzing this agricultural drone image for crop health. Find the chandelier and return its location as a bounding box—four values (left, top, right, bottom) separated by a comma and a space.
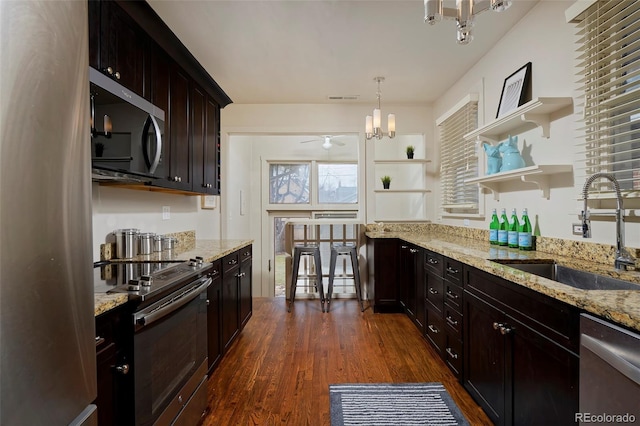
424, 0, 512, 45
365, 77, 395, 140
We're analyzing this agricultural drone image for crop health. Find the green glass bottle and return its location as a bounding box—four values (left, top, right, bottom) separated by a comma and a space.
489, 208, 499, 245
519, 208, 533, 251
508, 208, 519, 248
498, 208, 508, 246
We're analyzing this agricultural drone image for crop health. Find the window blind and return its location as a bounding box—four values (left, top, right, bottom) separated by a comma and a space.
437, 97, 479, 212
574, 0, 640, 196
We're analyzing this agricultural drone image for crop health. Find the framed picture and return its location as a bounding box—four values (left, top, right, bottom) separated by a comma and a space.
201, 195, 217, 210
496, 62, 532, 118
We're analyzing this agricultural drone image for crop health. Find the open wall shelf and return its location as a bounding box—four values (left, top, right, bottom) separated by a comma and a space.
465, 164, 573, 201
464, 97, 573, 142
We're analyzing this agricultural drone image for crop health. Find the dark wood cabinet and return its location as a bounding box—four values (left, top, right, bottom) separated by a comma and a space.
399, 244, 424, 333
366, 238, 401, 313
165, 63, 192, 191
239, 246, 253, 329
207, 260, 222, 375
192, 86, 220, 195
463, 266, 579, 426
88, 0, 149, 97
95, 302, 132, 426
221, 251, 240, 352
89, 0, 231, 195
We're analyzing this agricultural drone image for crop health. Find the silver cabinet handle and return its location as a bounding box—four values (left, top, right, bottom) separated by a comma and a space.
446, 315, 458, 327
428, 258, 439, 265
410, 248, 419, 253
446, 289, 459, 299
115, 364, 130, 375
428, 288, 438, 295
446, 266, 459, 274
114, 71, 121, 80
493, 322, 503, 330
446, 348, 458, 359
428, 325, 439, 334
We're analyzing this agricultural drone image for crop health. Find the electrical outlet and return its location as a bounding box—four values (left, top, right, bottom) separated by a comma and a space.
162, 206, 170, 220
572, 223, 583, 235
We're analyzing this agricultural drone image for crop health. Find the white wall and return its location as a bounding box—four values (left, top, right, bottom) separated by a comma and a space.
432, 0, 639, 249
91, 183, 220, 261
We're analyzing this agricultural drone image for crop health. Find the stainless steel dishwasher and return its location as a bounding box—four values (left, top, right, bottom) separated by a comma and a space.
579, 314, 640, 425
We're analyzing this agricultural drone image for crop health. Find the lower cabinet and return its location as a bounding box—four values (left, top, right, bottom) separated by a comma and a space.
239, 246, 253, 329
95, 302, 133, 426
207, 260, 222, 375
463, 265, 579, 426
366, 238, 401, 313
218, 245, 253, 358
399, 243, 425, 333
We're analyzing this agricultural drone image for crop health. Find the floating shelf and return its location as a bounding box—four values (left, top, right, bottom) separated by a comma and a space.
374, 159, 432, 164
374, 189, 432, 193
465, 164, 572, 200
464, 97, 573, 142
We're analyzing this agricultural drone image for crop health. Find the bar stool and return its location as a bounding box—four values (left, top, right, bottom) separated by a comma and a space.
327, 243, 364, 313
288, 245, 325, 312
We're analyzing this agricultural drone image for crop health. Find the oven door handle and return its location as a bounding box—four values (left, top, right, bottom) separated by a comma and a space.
134, 276, 211, 330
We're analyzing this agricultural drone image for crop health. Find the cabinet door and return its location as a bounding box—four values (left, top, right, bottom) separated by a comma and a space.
207, 263, 222, 374
100, 1, 149, 97
190, 88, 219, 195
239, 257, 252, 329
167, 64, 192, 190
510, 314, 579, 425
414, 249, 425, 333
204, 96, 220, 194
370, 239, 401, 312
399, 244, 416, 319
221, 265, 239, 352
191, 83, 207, 193
464, 290, 507, 426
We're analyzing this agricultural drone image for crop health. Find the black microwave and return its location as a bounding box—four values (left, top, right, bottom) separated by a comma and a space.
89, 66, 165, 183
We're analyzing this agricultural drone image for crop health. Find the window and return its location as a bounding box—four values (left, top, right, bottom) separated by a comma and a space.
573, 0, 640, 195
317, 163, 358, 204
437, 94, 480, 214
269, 163, 310, 204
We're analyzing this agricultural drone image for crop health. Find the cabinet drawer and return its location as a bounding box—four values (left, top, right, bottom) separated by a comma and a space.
444, 282, 463, 313
425, 272, 444, 314
240, 245, 252, 262
443, 258, 462, 285
425, 306, 446, 357
444, 305, 463, 337
445, 335, 463, 380
222, 251, 240, 273
425, 251, 444, 277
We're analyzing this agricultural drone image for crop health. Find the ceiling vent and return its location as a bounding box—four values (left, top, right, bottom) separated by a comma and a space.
327, 95, 359, 101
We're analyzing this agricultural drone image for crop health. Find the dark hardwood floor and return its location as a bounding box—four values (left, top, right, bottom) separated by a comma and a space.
203, 298, 492, 425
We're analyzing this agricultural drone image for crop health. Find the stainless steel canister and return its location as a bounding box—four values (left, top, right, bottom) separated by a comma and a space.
153, 235, 163, 252
113, 228, 140, 259
162, 236, 177, 252
138, 232, 155, 255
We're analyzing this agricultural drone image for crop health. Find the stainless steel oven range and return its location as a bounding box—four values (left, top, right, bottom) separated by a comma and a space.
96, 258, 211, 426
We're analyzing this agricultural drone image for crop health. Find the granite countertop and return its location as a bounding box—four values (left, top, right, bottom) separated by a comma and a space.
94, 239, 253, 316
366, 231, 640, 333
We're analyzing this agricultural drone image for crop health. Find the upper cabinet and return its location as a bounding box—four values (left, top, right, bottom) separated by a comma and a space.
88, 0, 231, 195
88, 0, 150, 97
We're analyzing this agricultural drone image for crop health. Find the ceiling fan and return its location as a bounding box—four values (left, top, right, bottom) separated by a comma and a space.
300, 135, 346, 150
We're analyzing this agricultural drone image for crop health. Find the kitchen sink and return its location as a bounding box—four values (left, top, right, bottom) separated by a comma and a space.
494, 261, 640, 291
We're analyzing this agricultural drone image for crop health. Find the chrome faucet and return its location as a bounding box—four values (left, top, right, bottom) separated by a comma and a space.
581, 172, 636, 271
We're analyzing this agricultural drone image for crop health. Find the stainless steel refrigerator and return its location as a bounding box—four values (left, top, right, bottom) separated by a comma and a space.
1, 1, 97, 425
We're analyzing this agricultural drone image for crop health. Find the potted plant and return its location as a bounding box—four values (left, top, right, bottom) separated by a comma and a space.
381, 175, 392, 189
406, 145, 415, 159
94, 142, 105, 157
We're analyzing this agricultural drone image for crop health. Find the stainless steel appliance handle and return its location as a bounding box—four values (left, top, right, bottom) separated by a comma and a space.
582, 334, 640, 386
142, 114, 162, 174
134, 276, 211, 330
